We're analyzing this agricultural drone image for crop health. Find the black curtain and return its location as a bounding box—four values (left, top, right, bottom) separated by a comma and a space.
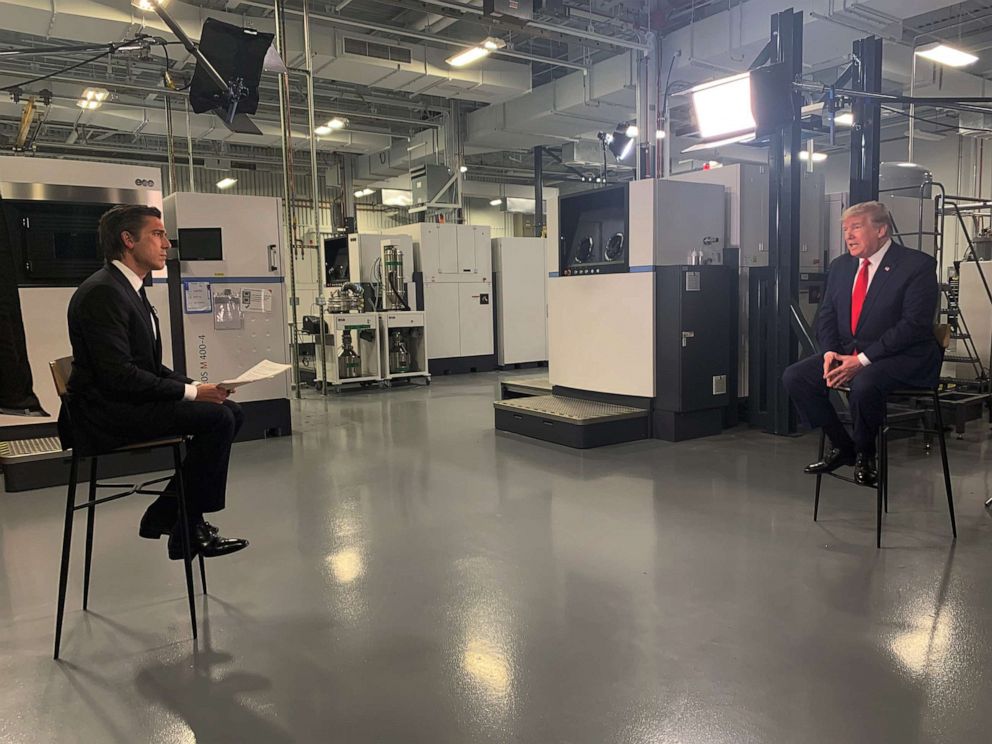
0, 196, 45, 414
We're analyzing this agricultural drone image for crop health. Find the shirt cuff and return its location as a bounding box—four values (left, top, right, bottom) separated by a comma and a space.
183, 383, 198, 401
857, 352, 871, 367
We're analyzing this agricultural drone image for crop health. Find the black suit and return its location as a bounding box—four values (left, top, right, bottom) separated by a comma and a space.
60, 263, 242, 516
783, 242, 941, 452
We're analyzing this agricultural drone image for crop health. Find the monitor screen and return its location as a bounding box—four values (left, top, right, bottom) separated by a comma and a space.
177, 227, 223, 261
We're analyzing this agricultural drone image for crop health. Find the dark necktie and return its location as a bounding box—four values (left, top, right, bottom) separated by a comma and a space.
138, 285, 158, 341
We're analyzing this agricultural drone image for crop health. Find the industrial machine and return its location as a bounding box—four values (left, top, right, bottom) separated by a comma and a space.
382, 223, 494, 374
312, 312, 382, 389
671, 164, 826, 404
324, 232, 416, 313
0, 157, 173, 490
492, 237, 548, 367
495, 179, 732, 447
379, 310, 429, 385
163, 192, 291, 439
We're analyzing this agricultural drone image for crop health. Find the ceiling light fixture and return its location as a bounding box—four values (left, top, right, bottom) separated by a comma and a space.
76, 87, 109, 110
314, 125, 332, 136
459, 165, 468, 173
915, 44, 978, 68
216, 177, 237, 189
798, 151, 827, 162
327, 117, 347, 130
131, 0, 169, 11
446, 37, 506, 67
656, 130, 666, 140
489, 198, 503, 206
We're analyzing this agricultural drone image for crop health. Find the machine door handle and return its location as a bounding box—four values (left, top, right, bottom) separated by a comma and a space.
681, 331, 695, 347
267, 244, 278, 272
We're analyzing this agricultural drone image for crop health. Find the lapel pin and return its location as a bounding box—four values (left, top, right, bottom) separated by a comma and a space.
884, 266, 890, 271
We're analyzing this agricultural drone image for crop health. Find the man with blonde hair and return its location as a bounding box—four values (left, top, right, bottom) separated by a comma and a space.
783, 200, 941, 486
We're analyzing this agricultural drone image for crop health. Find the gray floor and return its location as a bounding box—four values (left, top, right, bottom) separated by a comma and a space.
2, 371, 992, 743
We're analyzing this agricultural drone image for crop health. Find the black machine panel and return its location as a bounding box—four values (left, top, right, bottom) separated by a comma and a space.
177, 227, 223, 261
324, 235, 350, 284
3, 199, 110, 286
559, 184, 629, 276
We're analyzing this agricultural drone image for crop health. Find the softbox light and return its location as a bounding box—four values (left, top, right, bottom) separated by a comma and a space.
189, 18, 274, 133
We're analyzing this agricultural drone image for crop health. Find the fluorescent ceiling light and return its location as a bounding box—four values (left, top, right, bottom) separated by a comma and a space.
690, 72, 756, 139
327, 117, 347, 130
314, 125, 332, 136
131, 0, 168, 10
353, 188, 375, 198
77, 87, 109, 109
625, 124, 639, 138
798, 151, 827, 162
446, 46, 490, 67
216, 177, 237, 189
482, 37, 506, 52
459, 165, 468, 173
833, 112, 854, 127
915, 44, 978, 68
681, 132, 756, 153
489, 198, 503, 206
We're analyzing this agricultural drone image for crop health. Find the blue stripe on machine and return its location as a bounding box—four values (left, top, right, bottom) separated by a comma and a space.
629, 265, 655, 273
548, 271, 560, 278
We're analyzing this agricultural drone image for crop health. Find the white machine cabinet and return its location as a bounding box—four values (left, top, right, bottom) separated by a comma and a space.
314, 312, 381, 388
378, 311, 430, 384
163, 193, 291, 438
492, 237, 548, 366
382, 223, 495, 373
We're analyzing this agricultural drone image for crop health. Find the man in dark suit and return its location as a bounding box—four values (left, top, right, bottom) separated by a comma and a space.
61, 204, 248, 559
783, 200, 941, 486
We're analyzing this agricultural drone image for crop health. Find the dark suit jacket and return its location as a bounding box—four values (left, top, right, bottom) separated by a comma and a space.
814, 242, 941, 388
60, 264, 191, 452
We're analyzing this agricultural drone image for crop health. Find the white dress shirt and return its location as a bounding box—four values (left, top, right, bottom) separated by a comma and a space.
111, 260, 197, 401
850, 239, 891, 367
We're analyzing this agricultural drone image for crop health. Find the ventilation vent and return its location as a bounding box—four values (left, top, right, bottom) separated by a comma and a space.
343, 37, 413, 64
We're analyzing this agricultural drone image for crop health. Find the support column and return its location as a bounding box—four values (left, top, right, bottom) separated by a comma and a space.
849, 36, 883, 204
534, 145, 544, 238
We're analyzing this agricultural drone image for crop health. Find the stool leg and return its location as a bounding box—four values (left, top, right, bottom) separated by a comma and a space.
933, 391, 957, 539
54, 453, 79, 660
172, 444, 198, 640
199, 554, 207, 595
82, 457, 98, 611
882, 419, 889, 515
876, 427, 884, 549
813, 431, 825, 522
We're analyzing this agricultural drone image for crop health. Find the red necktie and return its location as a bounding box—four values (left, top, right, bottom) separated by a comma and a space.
850, 258, 871, 335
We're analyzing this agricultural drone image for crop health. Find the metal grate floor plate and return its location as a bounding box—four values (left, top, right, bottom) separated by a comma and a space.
494, 395, 647, 424
0, 437, 64, 462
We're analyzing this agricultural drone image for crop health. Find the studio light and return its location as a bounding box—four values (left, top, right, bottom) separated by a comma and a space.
625, 124, 639, 138
915, 44, 978, 68
689, 72, 756, 139
833, 112, 854, 127
216, 177, 237, 189
602, 122, 635, 162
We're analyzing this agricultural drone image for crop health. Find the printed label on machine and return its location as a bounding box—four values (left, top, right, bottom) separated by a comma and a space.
241, 288, 273, 313
183, 281, 212, 314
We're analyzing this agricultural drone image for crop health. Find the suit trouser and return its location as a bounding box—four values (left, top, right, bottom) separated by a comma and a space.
111, 399, 244, 516
782, 354, 904, 453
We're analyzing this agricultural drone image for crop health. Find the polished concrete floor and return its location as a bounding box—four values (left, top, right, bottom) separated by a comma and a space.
2, 371, 992, 743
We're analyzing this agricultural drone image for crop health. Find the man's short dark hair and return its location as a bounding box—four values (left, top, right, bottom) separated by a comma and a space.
98, 205, 162, 263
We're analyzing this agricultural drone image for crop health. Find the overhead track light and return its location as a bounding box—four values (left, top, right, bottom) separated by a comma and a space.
76, 87, 108, 109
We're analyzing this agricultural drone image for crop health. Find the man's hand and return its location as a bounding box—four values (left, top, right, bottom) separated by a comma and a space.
822, 351, 840, 379
194, 383, 230, 404
824, 354, 864, 389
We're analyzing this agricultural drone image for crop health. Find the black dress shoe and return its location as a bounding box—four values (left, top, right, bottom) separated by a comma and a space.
168, 521, 248, 560
854, 453, 878, 487
804, 447, 856, 474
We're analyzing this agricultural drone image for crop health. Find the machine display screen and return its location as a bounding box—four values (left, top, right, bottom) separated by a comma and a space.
177, 227, 223, 261
324, 236, 350, 284
558, 184, 629, 276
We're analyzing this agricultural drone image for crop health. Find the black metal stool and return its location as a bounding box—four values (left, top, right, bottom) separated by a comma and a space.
50, 357, 206, 659
812, 385, 956, 548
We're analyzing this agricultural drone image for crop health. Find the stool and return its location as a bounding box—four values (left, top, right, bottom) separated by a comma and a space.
812, 386, 956, 548
50, 357, 206, 659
